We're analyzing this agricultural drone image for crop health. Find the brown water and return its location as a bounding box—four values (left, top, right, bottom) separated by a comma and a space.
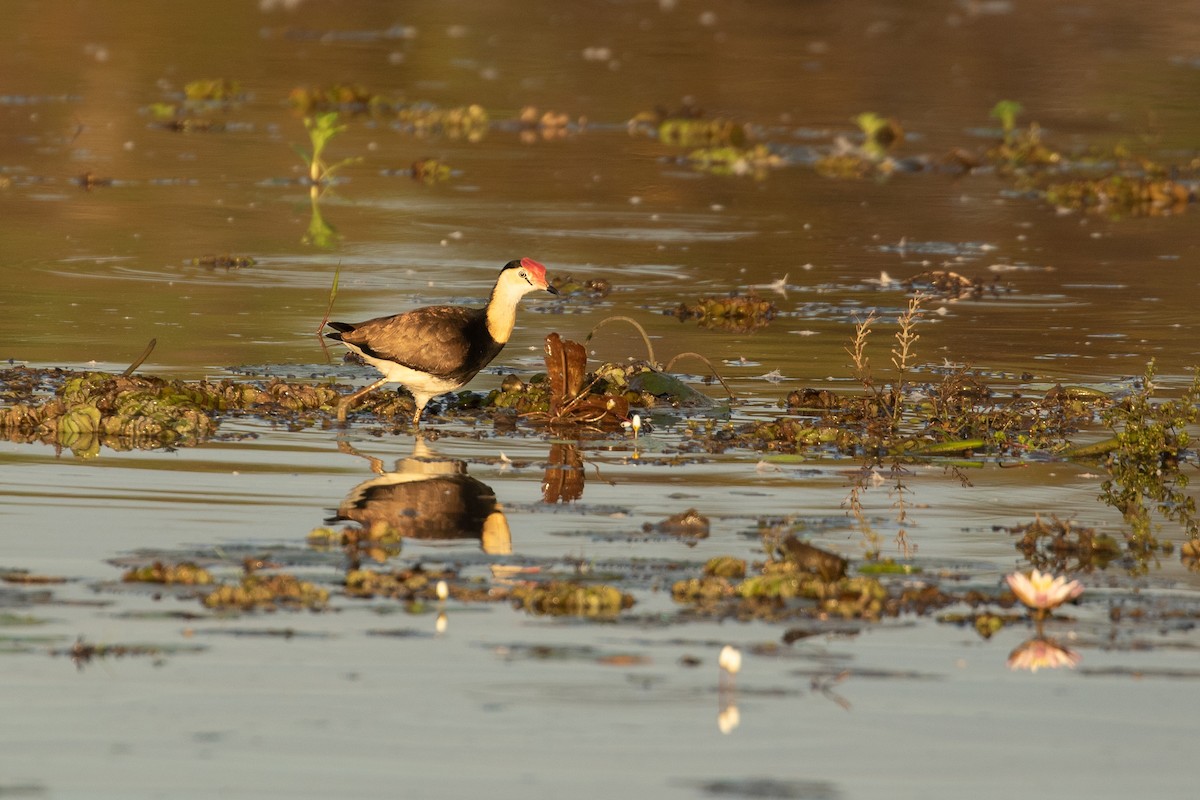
3, 2, 1200, 798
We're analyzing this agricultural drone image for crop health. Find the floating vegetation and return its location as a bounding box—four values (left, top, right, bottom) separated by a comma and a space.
0, 368, 342, 456
290, 86, 491, 140
1043, 173, 1192, 216
289, 84, 378, 115
1095, 361, 1200, 558
191, 254, 256, 269
400, 103, 490, 140
815, 111, 906, 177
345, 567, 499, 603
628, 103, 747, 148
509, 580, 634, 618
853, 112, 904, 160
307, 521, 402, 564
683, 144, 783, 177
549, 274, 612, 299
202, 572, 329, 611
980, 101, 1064, 171
518, 105, 577, 141
408, 158, 452, 183
144, 78, 245, 132
672, 537, 889, 621
669, 292, 778, 331
122, 561, 214, 585
183, 78, 243, 103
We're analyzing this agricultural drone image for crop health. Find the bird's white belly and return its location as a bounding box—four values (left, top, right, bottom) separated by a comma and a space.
345, 343, 463, 397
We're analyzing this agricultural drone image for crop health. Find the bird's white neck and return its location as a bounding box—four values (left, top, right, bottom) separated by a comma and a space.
485, 273, 536, 343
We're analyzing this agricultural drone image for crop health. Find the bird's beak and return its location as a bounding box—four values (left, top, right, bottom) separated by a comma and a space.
545, 283, 560, 295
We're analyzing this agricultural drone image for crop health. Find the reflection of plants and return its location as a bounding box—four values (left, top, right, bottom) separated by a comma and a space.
304, 188, 340, 248
1007, 636, 1081, 673
1099, 360, 1200, 553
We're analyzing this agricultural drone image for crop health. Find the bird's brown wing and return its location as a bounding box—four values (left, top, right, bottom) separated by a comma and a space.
333, 306, 482, 378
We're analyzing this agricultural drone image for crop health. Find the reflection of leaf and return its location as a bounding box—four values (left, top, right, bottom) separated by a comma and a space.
304, 191, 340, 249
542, 443, 585, 504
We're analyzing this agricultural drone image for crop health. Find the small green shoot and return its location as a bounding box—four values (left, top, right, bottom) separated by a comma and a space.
990, 100, 1024, 144
296, 111, 361, 187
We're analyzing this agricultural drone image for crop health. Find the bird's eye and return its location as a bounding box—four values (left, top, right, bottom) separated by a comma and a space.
518, 270, 530, 282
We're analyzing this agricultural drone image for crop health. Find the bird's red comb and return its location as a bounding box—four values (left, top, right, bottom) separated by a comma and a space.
520, 257, 547, 280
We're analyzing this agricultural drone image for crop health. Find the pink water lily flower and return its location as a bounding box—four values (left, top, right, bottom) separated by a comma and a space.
1006, 568, 1084, 611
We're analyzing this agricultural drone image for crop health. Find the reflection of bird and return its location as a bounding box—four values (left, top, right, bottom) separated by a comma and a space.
326, 258, 559, 425
332, 438, 511, 553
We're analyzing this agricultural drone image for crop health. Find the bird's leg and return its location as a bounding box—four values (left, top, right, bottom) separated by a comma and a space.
336, 376, 392, 423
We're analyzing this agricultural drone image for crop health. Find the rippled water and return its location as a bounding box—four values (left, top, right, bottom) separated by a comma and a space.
3, 1, 1200, 798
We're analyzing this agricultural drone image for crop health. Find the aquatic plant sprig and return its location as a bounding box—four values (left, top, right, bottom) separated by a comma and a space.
1098, 360, 1200, 557
297, 111, 362, 188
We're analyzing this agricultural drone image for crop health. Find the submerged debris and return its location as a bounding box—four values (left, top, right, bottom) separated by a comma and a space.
1007, 515, 1122, 572
645, 508, 711, 538
191, 254, 256, 269
902, 270, 1003, 300
54, 636, 206, 669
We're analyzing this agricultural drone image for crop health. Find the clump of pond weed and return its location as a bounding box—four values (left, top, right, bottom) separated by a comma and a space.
408, 158, 453, 183
628, 103, 748, 149
672, 535, 889, 621
669, 292, 778, 330
682, 144, 784, 178
488, 329, 719, 432
0, 368, 346, 456
518, 105, 578, 142
290, 86, 490, 140
122, 561, 214, 585
980, 100, 1193, 215
202, 571, 329, 612
308, 522, 402, 566
1096, 360, 1200, 558
344, 566, 498, 603
549, 274, 612, 300
509, 580, 634, 618
815, 111, 906, 178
